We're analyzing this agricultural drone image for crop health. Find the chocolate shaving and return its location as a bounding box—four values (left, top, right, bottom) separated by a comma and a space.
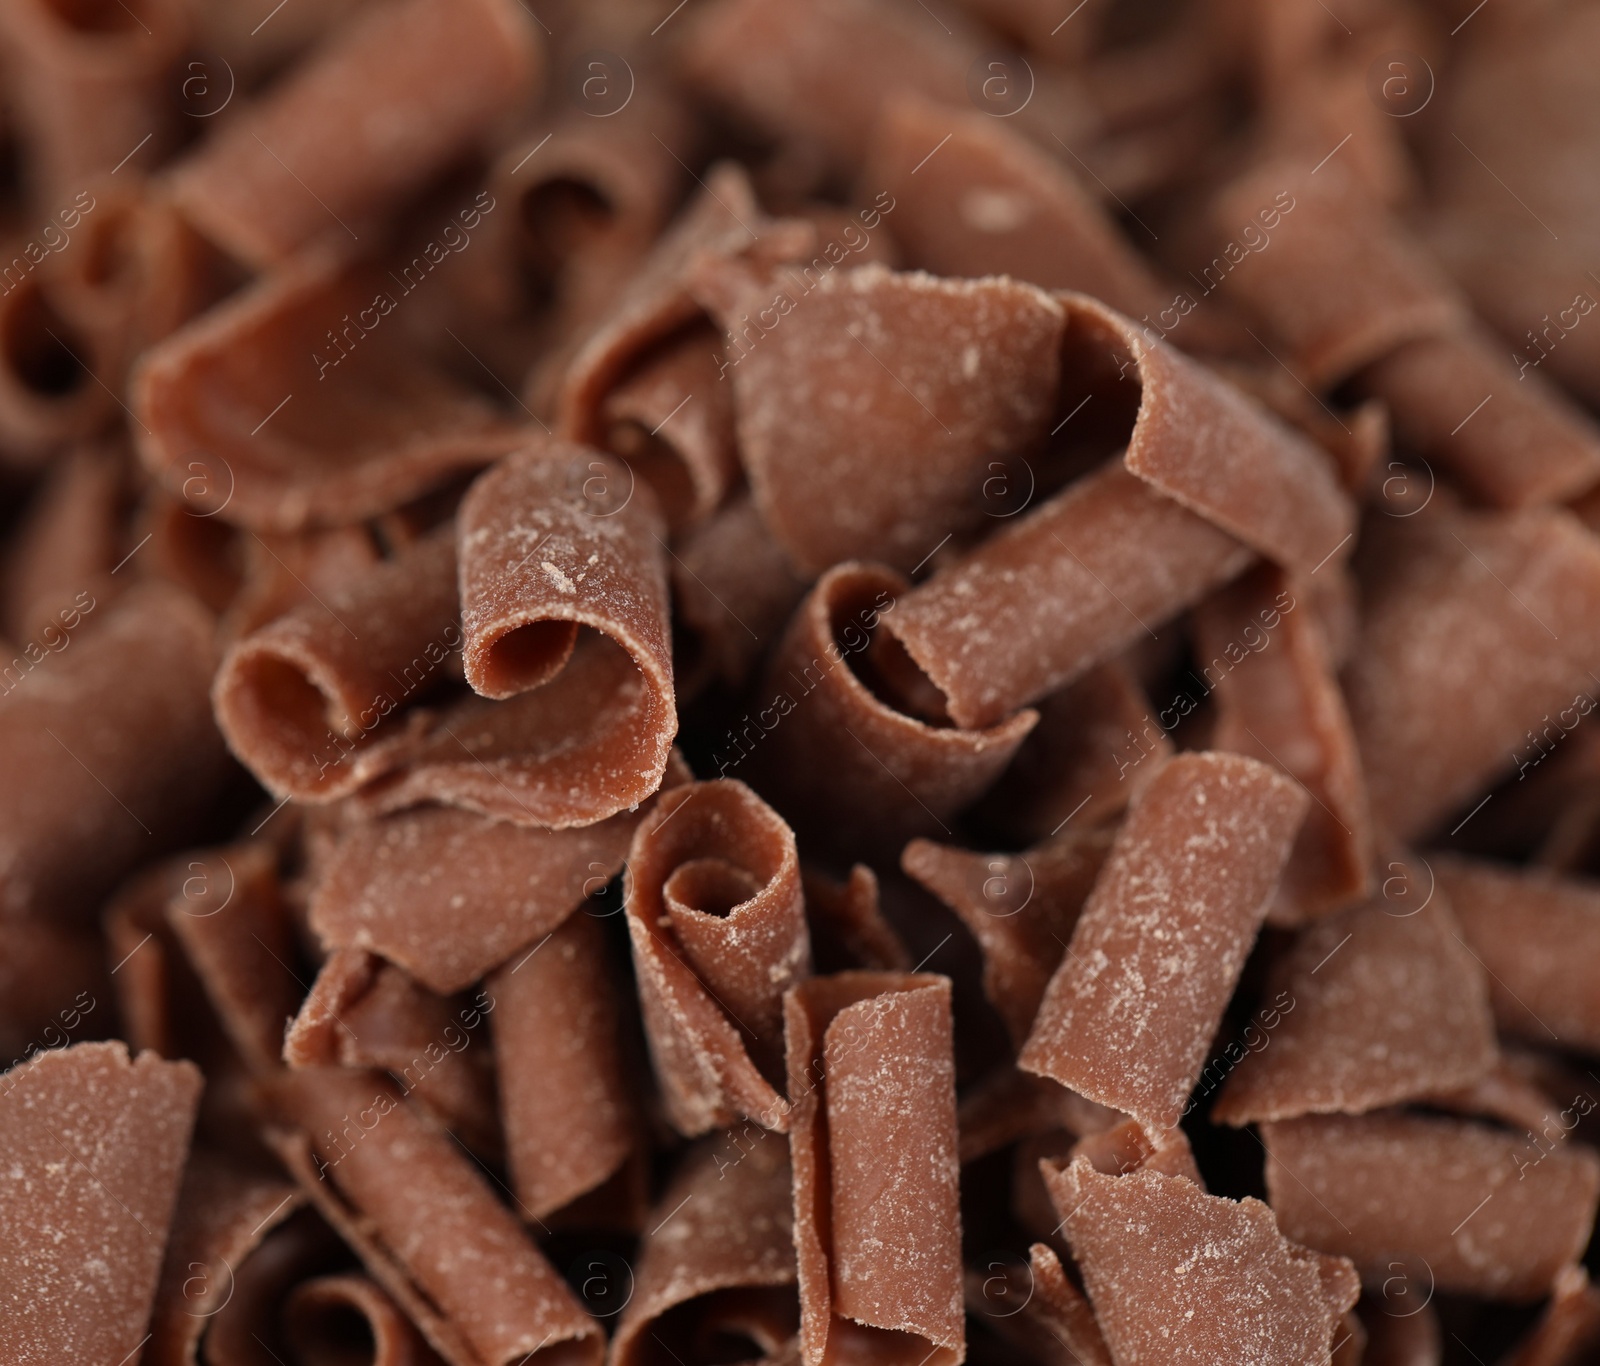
1020, 752, 1306, 1131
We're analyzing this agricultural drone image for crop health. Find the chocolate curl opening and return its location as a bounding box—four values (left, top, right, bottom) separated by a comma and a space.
612, 1138, 798, 1366
625, 780, 808, 1129
0, 270, 107, 459
212, 532, 460, 803
285, 1274, 440, 1366
750, 561, 1036, 862
602, 325, 739, 532
451, 440, 674, 823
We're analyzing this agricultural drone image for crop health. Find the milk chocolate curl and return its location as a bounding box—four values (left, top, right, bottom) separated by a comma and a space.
310, 804, 637, 994
1435, 855, 1600, 1052
864, 94, 1168, 320
902, 826, 1113, 1048
748, 562, 1036, 859
602, 328, 738, 532
1355, 330, 1600, 509
133, 251, 525, 534
712, 261, 1064, 576
0, 1042, 202, 1366
785, 973, 963, 1366
612, 1137, 798, 1366
167, 0, 540, 267
0, 267, 114, 460
624, 780, 808, 1133
671, 494, 808, 693
284, 949, 499, 1159
877, 467, 1268, 733
145, 1150, 304, 1366
1192, 563, 1372, 923
487, 912, 635, 1218
480, 94, 690, 320
456, 440, 674, 821
555, 163, 804, 446
1019, 752, 1308, 1131
271, 1069, 602, 1366
212, 532, 460, 803
0, 0, 186, 199
975, 658, 1166, 845
1211, 894, 1496, 1126
1263, 1113, 1600, 1302
1201, 163, 1466, 389
284, 1274, 442, 1366
1345, 507, 1600, 843
0, 582, 231, 922
1043, 1157, 1358, 1366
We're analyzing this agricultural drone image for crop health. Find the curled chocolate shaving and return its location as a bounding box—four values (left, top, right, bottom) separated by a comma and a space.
270, 1068, 603, 1366
612, 1136, 798, 1366
1192, 562, 1372, 923
284, 1273, 443, 1366
785, 972, 963, 1366
455, 439, 675, 823
748, 561, 1037, 860
1211, 892, 1497, 1126
1043, 1155, 1358, 1365
133, 250, 527, 533
488, 912, 636, 1218
1435, 855, 1600, 1054
1019, 751, 1307, 1132
1346, 506, 1600, 844
624, 779, 808, 1134
309, 802, 641, 995
708, 260, 1065, 576
1263, 1112, 1600, 1302
212, 531, 460, 804
902, 824, 1113, 1049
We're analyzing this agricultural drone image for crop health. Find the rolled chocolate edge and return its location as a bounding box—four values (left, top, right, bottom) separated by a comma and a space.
611, 1136, 798, 1366
212, 532, 460, 803
0, 262, 115, 460
746, 561, 1037, 860
623, 781, 805, 1135
284, 1273, 442, 1366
